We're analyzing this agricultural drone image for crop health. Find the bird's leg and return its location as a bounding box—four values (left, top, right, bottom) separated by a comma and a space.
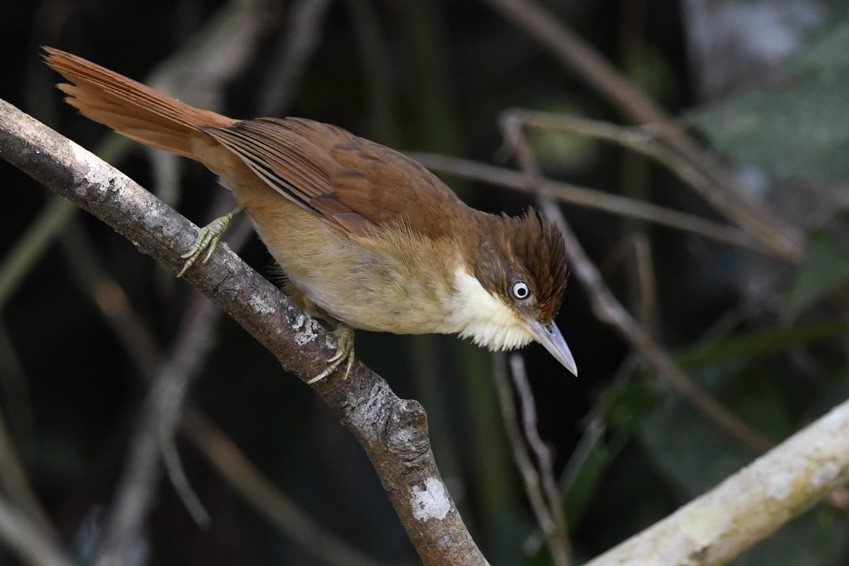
307, 325, 356, 384
177, 207, 244, 277
283, 278, 357, 383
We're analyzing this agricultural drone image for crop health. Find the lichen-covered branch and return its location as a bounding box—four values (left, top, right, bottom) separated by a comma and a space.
586, 398, 849, 564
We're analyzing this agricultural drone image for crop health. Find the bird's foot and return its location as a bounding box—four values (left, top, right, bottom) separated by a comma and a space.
308, 326, 356, 384
177, 207, 243, 277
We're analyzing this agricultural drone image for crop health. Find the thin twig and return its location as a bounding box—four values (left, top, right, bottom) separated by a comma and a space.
155, 212, 255, 531
94, 295, 221, 566
541, 200, 772, 452
601, 234, 656, 330
182, 410, 385, 566
59, 220, 160, 378
146, 0, 275, 206
501, 118, 773, 453
92, 202, 251, 557
0, 323, 36, 467
631, 235, 656, 331
0, 408, 56, 542
0, 494, 71, 566
509, 355, 571, 566
502, 109, 800, 263
483, 0, 802, 261
491, 354, 556, 557
411, 152, 767, 255
257, 0, 332, 116
0, 198, 75, 312
558, 417, 606, 498
344, 0, 400, 143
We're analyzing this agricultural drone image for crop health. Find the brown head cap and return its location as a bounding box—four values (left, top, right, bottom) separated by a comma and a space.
472, 209, 568, 325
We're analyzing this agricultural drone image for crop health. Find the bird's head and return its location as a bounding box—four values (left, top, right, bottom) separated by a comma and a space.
449, 209, 577, 376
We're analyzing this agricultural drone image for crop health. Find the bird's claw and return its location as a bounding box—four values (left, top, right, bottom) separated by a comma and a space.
308, 326, 355, 384
177, 208, 242, 277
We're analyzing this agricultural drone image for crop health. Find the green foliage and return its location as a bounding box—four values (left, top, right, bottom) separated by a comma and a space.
689, 13, 849, 183
562, 383, 660, 531
785, 222, 849, 320
678, 319, 848, 368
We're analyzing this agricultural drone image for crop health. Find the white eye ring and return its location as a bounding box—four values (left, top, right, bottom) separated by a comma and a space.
511, 281, 531, 300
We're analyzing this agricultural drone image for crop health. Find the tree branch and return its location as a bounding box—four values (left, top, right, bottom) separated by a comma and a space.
493, 91, 849, 563
182, 410, 384, 566
0, 494, 71, 566
586, 398, 849, 564
500, 118, 773, 453
483, 0, 802, 262
411, 152, 766, 254
0, 98, 486, 565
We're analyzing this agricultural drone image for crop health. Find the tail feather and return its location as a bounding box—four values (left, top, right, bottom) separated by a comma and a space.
43, 47, 234, 157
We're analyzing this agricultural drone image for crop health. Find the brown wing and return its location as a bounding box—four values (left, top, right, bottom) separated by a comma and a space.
201, 117, 465, 238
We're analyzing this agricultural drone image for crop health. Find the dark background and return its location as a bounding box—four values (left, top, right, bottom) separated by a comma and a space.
1, 0, 848, 564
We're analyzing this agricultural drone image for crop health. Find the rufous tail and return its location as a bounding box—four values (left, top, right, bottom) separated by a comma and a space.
42, 47, 235, 158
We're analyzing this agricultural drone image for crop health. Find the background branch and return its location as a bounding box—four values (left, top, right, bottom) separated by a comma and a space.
0, 495, 71, 566
492, 354, 567, 564
181, 410, 384, 566
412, 152, 765, 254
483, 0, 802, 261
93, 295, 218, 566
502, 121, 773, 452
0, 409, 58, 549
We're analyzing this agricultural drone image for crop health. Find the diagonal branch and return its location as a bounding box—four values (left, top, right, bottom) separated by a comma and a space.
182, 410, 384, 566
58, 201, 386, 564
483, 0, 802, 261
412, 152, 766, 254
0, 495, 71, 566
0, 98, 486, 566
585, 399, 849, 564
501, 116, 773, 453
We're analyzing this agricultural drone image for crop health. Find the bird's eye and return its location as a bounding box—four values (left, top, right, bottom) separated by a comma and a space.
511, 281, 531, 300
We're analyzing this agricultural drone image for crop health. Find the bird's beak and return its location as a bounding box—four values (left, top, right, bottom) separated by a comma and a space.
525, 318, 578, 376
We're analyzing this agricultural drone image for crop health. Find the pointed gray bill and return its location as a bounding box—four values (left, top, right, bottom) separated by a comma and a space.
525, 318, 578, 376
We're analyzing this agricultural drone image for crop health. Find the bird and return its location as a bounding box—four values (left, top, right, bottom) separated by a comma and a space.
43, 47, 577, 382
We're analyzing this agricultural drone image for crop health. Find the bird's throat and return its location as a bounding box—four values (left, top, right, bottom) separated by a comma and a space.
447, 268, 534, 351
